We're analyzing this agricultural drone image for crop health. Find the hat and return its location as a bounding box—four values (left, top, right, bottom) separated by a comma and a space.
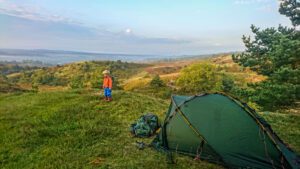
102, 70, 110, 74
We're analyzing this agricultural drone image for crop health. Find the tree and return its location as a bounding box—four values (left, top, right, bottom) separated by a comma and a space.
279, 0, 300, 27
221, 74, 235, 93
233, 25, 299, 76
176, 62, 222, 93
150, 75, 165, 88
232, 0, 300, 110
247, 81, 297, 109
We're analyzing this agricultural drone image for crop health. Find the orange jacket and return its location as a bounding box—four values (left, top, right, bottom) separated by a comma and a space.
103, 76, 113, 89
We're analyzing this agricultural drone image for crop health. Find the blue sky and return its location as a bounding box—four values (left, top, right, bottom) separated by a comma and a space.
0, 0, 292, 55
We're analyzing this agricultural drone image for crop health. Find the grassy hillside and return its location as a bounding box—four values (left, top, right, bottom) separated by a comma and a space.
0, 90, 299, 169
7, 61, 148, 89
122, 54, 265, 93
0, 90, 223, 169
2, 54, 263, 95
0, 74, 25, 93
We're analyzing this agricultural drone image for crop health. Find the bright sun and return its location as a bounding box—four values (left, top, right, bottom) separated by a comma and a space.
125, 28, 132, 34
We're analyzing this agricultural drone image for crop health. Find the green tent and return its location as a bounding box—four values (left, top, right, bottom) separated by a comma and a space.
152, 93, 300, 169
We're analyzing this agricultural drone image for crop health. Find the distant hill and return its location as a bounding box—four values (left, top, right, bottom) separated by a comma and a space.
0, 60, 51, 75
7, 60, 148, 90
2, 54, 265, 94
122, 54, 265, 93
0, 48, 238, 64
0, 48, 161, 64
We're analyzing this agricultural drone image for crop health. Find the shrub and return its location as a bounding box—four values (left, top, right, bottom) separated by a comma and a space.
69, 75, 84, 89
31, 82, 39, 93
221, 74, 235, 93
150, 75, 165, 88
176, 62, 222, 93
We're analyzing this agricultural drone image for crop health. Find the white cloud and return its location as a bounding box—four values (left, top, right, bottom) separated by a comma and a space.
0, 0, 241, 54
0, 1, 190, 45
0, 1, 81, 25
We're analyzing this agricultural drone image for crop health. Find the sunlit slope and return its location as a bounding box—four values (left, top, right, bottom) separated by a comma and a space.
123, 54, 265, 91
0, 90, 223, 169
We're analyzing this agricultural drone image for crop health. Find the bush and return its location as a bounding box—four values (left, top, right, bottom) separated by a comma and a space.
150, 75, 165, 88
221, 74, 235, 93
176, 62, 222, 93
31, 82, 39, 93
69, 75, 84, 89
87, 72, 102, 89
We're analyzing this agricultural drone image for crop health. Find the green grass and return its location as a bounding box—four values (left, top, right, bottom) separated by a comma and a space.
0, 90, 299, 169
259, 112, 300, 153
0, 90, 224, 169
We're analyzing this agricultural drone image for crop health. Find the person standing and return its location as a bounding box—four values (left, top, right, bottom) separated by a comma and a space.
102, 70, 113, 102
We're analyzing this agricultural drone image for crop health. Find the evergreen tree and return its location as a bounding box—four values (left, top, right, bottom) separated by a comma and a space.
279, 0, 300, 27
232, 0, 300, 110
150, 75, 165, 88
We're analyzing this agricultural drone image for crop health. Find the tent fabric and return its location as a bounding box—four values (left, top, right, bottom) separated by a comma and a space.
152, 93, 300, 169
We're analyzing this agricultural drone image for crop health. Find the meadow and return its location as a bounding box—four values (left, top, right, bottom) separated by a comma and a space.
0, 89, 224, 169
0, 89, 299, 169
0, 54, 299, 169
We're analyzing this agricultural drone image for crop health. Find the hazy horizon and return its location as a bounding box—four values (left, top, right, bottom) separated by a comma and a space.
0, 48, 238, 64
0, 0, 292, 55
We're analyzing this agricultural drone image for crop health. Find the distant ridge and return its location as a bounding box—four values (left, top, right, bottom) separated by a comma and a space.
0, 48, 154, 57
0, 48, 159, 64
0, 48, 240, 64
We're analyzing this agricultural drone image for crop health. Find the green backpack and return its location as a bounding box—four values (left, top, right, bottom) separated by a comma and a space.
130, 113, 160, 137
